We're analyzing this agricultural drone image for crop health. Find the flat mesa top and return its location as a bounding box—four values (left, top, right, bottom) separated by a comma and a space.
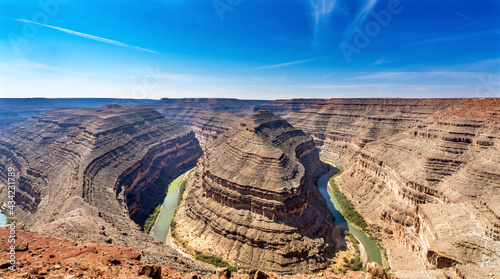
24, 105, 184, 137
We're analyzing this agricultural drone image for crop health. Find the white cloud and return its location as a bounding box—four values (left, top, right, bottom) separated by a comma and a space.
412, 29, 499, 46
311, 0, 336, 28
244, 58, 317, 70
347, 71, 481, 81
15, 18, 157, 53
372, 59, 391, 65
343, 0, 379, 41
310, 0, 337, 47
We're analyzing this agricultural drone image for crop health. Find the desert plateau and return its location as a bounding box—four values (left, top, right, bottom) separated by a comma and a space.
1, 0, 499, 278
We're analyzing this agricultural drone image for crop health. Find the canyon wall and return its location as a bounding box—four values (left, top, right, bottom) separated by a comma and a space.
174, 111, 345, 274
144, 98, 267, 145
0, 105, 212, 273
286, 98, 500, 278
246, 99, 327, 116
0, 98, 155, 130
145, 98, 326, 145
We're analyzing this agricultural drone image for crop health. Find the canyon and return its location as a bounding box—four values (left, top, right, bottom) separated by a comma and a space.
0, 97, 498, 278
0, 98, 155, 130
143, 98, 325, 145
0, 104, 213, 273
173, 110, 345, 274
285, 98, 500, 278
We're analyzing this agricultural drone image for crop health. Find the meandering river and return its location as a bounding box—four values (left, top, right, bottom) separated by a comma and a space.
317, 165, 383, 268
0, 212, 6, 226
150, 169, 192, 243
151, 164, 382, 269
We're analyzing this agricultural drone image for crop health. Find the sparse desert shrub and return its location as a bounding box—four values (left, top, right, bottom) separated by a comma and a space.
144, 204, 162, 234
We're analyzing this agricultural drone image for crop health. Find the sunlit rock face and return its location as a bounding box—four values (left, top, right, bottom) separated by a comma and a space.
0, 105, 212, 273
287, 98, 500, 278
145, 98, 325, 146
174, 110, 344, 274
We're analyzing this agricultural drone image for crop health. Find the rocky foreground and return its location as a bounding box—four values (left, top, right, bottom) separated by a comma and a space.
0, 228, 395, 279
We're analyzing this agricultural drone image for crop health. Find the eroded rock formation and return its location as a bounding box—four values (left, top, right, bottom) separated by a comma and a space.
248, 99, 326, 117
285, 98, 465, 165
145, 98, 325, 146
0, 105, 212, 273
0, 98, 155, 130
174, 110, 344, 274
286, 98, 500, 278
144, 98, 267, 146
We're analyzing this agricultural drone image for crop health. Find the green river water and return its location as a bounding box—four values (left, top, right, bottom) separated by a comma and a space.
151, 164, 382, 269
150, 171, 189, 242
317, 164, 383, 267
0, 212, 6, 226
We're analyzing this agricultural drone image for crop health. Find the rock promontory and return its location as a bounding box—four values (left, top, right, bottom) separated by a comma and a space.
0, 105, 212, 272
174, 110, 344, 274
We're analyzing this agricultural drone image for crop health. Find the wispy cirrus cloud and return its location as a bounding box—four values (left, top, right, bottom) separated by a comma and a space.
444, 8, 473, 22
412, 29, 499, 46
343, 0, 379, 41
244, 58, 318, 70
311, 0, 337, 30
346, 71, 483, 82
310, 0, 337, 47
14, 18, 157, 53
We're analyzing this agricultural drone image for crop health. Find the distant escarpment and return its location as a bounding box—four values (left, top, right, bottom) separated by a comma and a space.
248, 99, 327, 116
145, 98, 325, 145
0, 105, 212, 273
144, 98, 269, 146
147, 98, 268, 117
0, 98, 155, 130
287, 98, 500, 278
174, 110, 344, 274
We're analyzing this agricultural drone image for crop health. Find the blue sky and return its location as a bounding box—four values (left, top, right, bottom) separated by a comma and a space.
0, 0, 499, 99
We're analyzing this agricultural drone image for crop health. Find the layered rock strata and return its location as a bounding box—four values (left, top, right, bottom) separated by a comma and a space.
155, 107, 241, 146
174, 110, 344, 274
287, 98, 500, 278
146, 98, 326, 146
0, 105, 213, 273
144, 98, 270, 146
146, 98, 267, 117
0, 98, 155, 130
248, 99, 326, 116
285, 98, 462, 165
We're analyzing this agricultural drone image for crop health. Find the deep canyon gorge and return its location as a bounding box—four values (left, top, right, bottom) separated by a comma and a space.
0, 98, 498, 279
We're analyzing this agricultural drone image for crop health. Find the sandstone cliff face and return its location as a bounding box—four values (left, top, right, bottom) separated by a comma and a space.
0, 98, 155, 130
174, 111, 344, 274
286, 98, 500, 278
0, 105, 212, 273
144, 98, 268, 146
154, 107, 241, 146
147, 98, 267, 117
245, 99, 327, 117
146, 98, 326, 146
285, 98, 462, 165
